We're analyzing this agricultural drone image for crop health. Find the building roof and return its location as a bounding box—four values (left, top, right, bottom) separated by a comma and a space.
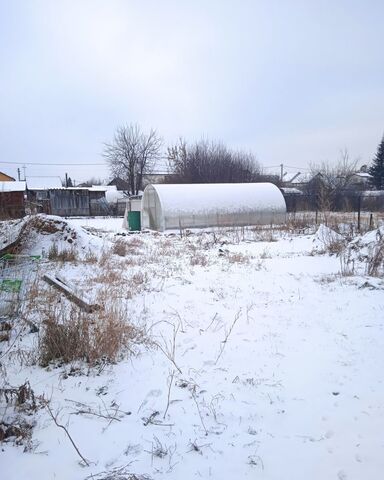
89, 185, 117, 192
287, 173, 312, 185
0, 181, 26, 192
362, 190, 384, 197
26, 176, 62, 190
0, 171, 16, 181
352, 172, 372, 178
281, 187, 303, 195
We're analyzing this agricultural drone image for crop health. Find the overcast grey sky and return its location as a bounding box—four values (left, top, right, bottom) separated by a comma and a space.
1, 0, 383, 183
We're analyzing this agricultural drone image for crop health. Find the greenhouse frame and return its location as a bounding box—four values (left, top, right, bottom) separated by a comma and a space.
141, 183, 286, 232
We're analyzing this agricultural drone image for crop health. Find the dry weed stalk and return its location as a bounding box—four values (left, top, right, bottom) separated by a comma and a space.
45, 402, 91, 466
154, 322, 182, 374
215, 309, 242, 365
163, 370, 175, 419
339, 251, 355, 277
191, 386, 208, 436
366, 232, 384, 277
84, 465, 152, 480
66, 398, 129, 425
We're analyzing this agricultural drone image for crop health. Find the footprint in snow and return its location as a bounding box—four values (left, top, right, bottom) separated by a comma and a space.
337, 470, 348, 480
146, 389, 162, 398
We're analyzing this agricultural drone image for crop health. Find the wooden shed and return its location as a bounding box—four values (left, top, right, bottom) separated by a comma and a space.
0, 181, 26, 219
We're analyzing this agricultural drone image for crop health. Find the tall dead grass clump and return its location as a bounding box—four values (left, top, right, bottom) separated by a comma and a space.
190, 252, 209, 266
48, 243, 77, 262
38, 302, 143, 366
325, 237, 346, 255
112, 239, 128, 257
227, 252, 250, 264
83, 249, 98, 264
285, 213, 316, 234
93, 264, 122, 285
366, 233, 384, 277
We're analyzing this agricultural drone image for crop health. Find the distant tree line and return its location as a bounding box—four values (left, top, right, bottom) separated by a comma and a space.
101, 123, 384, 204
166, 138, 263, 184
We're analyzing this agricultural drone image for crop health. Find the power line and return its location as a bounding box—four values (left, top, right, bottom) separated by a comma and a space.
0, 157, 171, 166
0, 161, 106, 166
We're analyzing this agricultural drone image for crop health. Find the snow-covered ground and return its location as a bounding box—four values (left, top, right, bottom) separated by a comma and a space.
1, 215, 384, 480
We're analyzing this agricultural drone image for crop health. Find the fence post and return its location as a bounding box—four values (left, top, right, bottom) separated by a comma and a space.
357, 195, 361, 232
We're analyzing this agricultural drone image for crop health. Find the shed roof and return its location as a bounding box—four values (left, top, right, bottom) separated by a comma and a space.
26, 176, 62, 189
281, 187, 303, 195
0, 181, 26, 192
0, 171, 16, 181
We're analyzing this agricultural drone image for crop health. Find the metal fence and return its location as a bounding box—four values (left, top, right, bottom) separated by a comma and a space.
0, 254, 40, 320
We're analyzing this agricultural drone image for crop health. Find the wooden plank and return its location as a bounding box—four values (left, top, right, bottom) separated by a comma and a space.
43, 274, 100, 313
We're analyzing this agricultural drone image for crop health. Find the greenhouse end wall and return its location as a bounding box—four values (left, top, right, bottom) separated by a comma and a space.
141, 183, 286, 232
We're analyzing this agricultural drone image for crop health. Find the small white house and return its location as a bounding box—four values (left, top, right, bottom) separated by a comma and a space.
141, 183, 286, 231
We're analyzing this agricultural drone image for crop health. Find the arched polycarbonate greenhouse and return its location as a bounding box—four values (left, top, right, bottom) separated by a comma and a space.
141, 183, 286, 231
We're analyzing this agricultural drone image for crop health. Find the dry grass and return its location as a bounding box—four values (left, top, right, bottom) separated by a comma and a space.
83, 249, 98, 264
227, 252, 250, 264
248, 228, 278, 243
112, 239, 129, 257
47, 243, 77, 262
38, 300, 144, 367
366, 233, 384, 277
325, 237, 347, 255
339, 250, 355, 277
0, 381, 44, 447
112, 237, 145, 257
190, 253, 209, 267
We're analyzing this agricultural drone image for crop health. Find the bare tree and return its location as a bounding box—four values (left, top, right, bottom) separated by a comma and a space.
167, 138, 262, 184
308, 149, 360, 210
104, 124, 162, 196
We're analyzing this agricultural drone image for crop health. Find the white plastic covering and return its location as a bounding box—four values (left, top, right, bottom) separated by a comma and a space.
141, 183, 286, 231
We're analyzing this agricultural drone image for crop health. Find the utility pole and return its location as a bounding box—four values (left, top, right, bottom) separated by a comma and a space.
65, 172, 68, 188
280, 164, 284, 182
